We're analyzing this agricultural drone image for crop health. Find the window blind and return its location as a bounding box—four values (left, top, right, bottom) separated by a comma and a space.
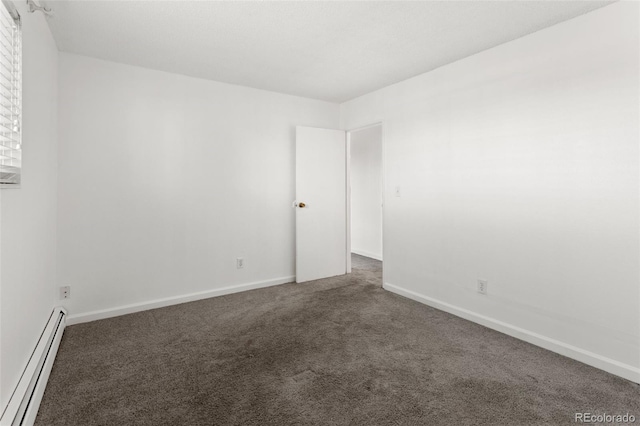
0, 0, 20, 186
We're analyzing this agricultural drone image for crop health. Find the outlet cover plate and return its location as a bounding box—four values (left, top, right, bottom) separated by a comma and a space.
477, 279, 487, 295
60, 286, 70, 299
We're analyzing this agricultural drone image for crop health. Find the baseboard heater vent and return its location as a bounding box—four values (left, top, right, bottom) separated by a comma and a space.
1, 307, 67, 426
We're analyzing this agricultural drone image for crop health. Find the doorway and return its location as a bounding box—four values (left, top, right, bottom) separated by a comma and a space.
347, 124, 383, 280
294, 124, 382, 284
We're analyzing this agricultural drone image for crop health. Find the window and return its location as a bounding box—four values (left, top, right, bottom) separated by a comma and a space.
0, 0, 20, 187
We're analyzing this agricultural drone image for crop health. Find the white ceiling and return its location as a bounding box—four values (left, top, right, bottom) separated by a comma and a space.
43, 1, 614, 103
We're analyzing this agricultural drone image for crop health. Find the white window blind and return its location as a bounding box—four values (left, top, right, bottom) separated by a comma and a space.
0, 0, 20, 187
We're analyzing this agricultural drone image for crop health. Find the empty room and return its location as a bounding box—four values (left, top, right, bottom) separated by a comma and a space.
1, 0, 639, 425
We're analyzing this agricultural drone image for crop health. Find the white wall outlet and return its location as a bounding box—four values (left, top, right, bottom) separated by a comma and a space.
236, 258, 244, 269
60, 286, 70, 299
477, 279, 487, 295
395, 186, 401, 197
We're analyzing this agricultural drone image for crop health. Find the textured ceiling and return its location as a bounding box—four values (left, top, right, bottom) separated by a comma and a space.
43, 1, 614, 103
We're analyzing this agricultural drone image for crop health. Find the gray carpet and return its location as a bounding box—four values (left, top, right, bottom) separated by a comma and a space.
351, 253, 381, 271
36, 254, 639, 425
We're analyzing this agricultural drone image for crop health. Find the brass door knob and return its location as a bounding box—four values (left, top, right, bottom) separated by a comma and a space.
298, 202, 306, 208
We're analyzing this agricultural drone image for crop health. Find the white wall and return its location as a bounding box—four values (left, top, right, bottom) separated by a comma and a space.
57, 53, 339, 320
350, 125, 382, 260
0, 5, 58, 411
341, 2, 640, 381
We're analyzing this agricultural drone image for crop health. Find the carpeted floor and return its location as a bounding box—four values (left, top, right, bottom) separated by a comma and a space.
36, 254, 639, 425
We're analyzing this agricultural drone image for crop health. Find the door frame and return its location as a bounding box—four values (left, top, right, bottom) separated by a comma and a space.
346, 121, 385, 280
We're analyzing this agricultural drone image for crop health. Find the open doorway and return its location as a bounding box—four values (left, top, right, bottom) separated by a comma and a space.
347, 124, 383, 282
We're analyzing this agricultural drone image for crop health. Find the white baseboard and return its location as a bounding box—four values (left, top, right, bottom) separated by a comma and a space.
383, 282, 640, 384
351, 249, 383, 261
67, 276, 295, 325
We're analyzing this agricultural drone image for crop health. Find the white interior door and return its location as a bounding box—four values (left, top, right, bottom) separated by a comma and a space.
295, 126, 346, 283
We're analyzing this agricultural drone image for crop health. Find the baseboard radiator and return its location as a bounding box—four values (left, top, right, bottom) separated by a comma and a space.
0, 307, 67, 426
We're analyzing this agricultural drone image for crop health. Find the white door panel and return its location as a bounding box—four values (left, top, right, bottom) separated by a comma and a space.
295, 126, 346, 283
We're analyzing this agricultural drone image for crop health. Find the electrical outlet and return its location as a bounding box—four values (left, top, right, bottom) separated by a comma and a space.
60, 286, 70, 299
237, 258, 244, 269
395, 186, 401, 197
477, 279, 487, 295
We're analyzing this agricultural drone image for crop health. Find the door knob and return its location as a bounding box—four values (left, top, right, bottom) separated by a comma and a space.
298, 202, 306, 208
